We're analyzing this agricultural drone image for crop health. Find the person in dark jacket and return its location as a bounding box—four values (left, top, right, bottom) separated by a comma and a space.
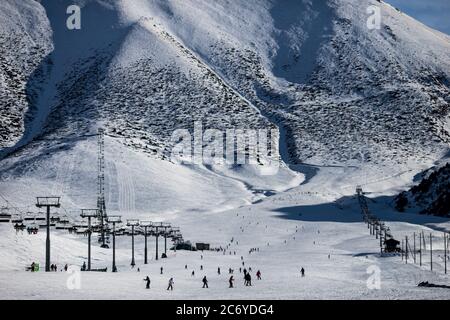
245, 273, 252, 286
229, 276, 234, 288
202, 276, 209, 288
167, 278, 174, 291
143, 276, 151, 289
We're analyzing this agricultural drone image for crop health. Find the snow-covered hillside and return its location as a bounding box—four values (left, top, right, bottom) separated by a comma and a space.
0, 0, 52, 148
396, 162, 450, 217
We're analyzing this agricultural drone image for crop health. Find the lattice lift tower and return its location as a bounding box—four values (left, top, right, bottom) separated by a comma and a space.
97, 128, 109, 248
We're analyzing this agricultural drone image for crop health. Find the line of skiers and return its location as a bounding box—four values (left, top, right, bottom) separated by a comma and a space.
143, 269, 264, 290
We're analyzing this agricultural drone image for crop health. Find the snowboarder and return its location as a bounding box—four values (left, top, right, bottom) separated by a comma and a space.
256, 270, 261, 280
202, 276, 209, 288
229, 276, 234, 288
301, 267, 305, 277
143, 276, 151, 289
167, 278, 174, 291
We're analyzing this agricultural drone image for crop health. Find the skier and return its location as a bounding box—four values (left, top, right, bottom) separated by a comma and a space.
160, 267, 163, 275
256, 270, 261, 280
30, 262, 35, 272
143, 276, 151, 289
81, 262, 87, 271
167, 278, 174, 291
301, 267, 305, 277
202, 276, 209, 288
229, 276, 234, 288
185, 265, 188, 269
245, 273, 252, 286
191, 270, 195, 277
200, 265, 203, 271
217, 267, 221, 275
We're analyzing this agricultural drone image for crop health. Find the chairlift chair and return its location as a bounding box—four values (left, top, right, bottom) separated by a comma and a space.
0, 207, 12, 223
27, 223, 39, 235
11, 214, 23, 224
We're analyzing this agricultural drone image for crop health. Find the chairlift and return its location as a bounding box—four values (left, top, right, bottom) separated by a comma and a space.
14, 223, 26, 232
0, 207, 12, 223
27, 223, 39, 235
24, 212, 36, 221
11, 214, 23, 224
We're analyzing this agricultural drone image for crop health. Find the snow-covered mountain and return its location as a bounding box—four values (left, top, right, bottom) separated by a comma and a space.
396, 162, 450, 217
1, 0, 449, 161
1, 0, 450, 300
0, 0, 448, 215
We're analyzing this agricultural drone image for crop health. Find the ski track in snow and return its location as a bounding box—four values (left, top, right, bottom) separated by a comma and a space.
117, 163, 136, 215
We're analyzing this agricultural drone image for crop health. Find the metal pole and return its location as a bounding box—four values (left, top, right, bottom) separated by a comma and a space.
164, 233, 167, 255
430, 233, 433, 271
419, 232, 422, 266
405, 236, 408, 264
45, 206, 51, 272
413, 232, 416, 264
88, 217, 92, 271
112, 222, 117, 272
131, 225, 135, 266
401, 240, 404, 261
442, 233, 447, 274
379, 226, 383, 248
155, 230, 159, 261
144, 227, 148, 264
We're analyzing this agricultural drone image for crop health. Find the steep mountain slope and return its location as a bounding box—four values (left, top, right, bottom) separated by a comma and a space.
0, 0, 52, 148
0, 0, 449, 217
133, 0, 450, 165
396, 162, 450, 217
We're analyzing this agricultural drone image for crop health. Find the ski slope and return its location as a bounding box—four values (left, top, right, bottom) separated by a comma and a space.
1, 175, 450, 299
